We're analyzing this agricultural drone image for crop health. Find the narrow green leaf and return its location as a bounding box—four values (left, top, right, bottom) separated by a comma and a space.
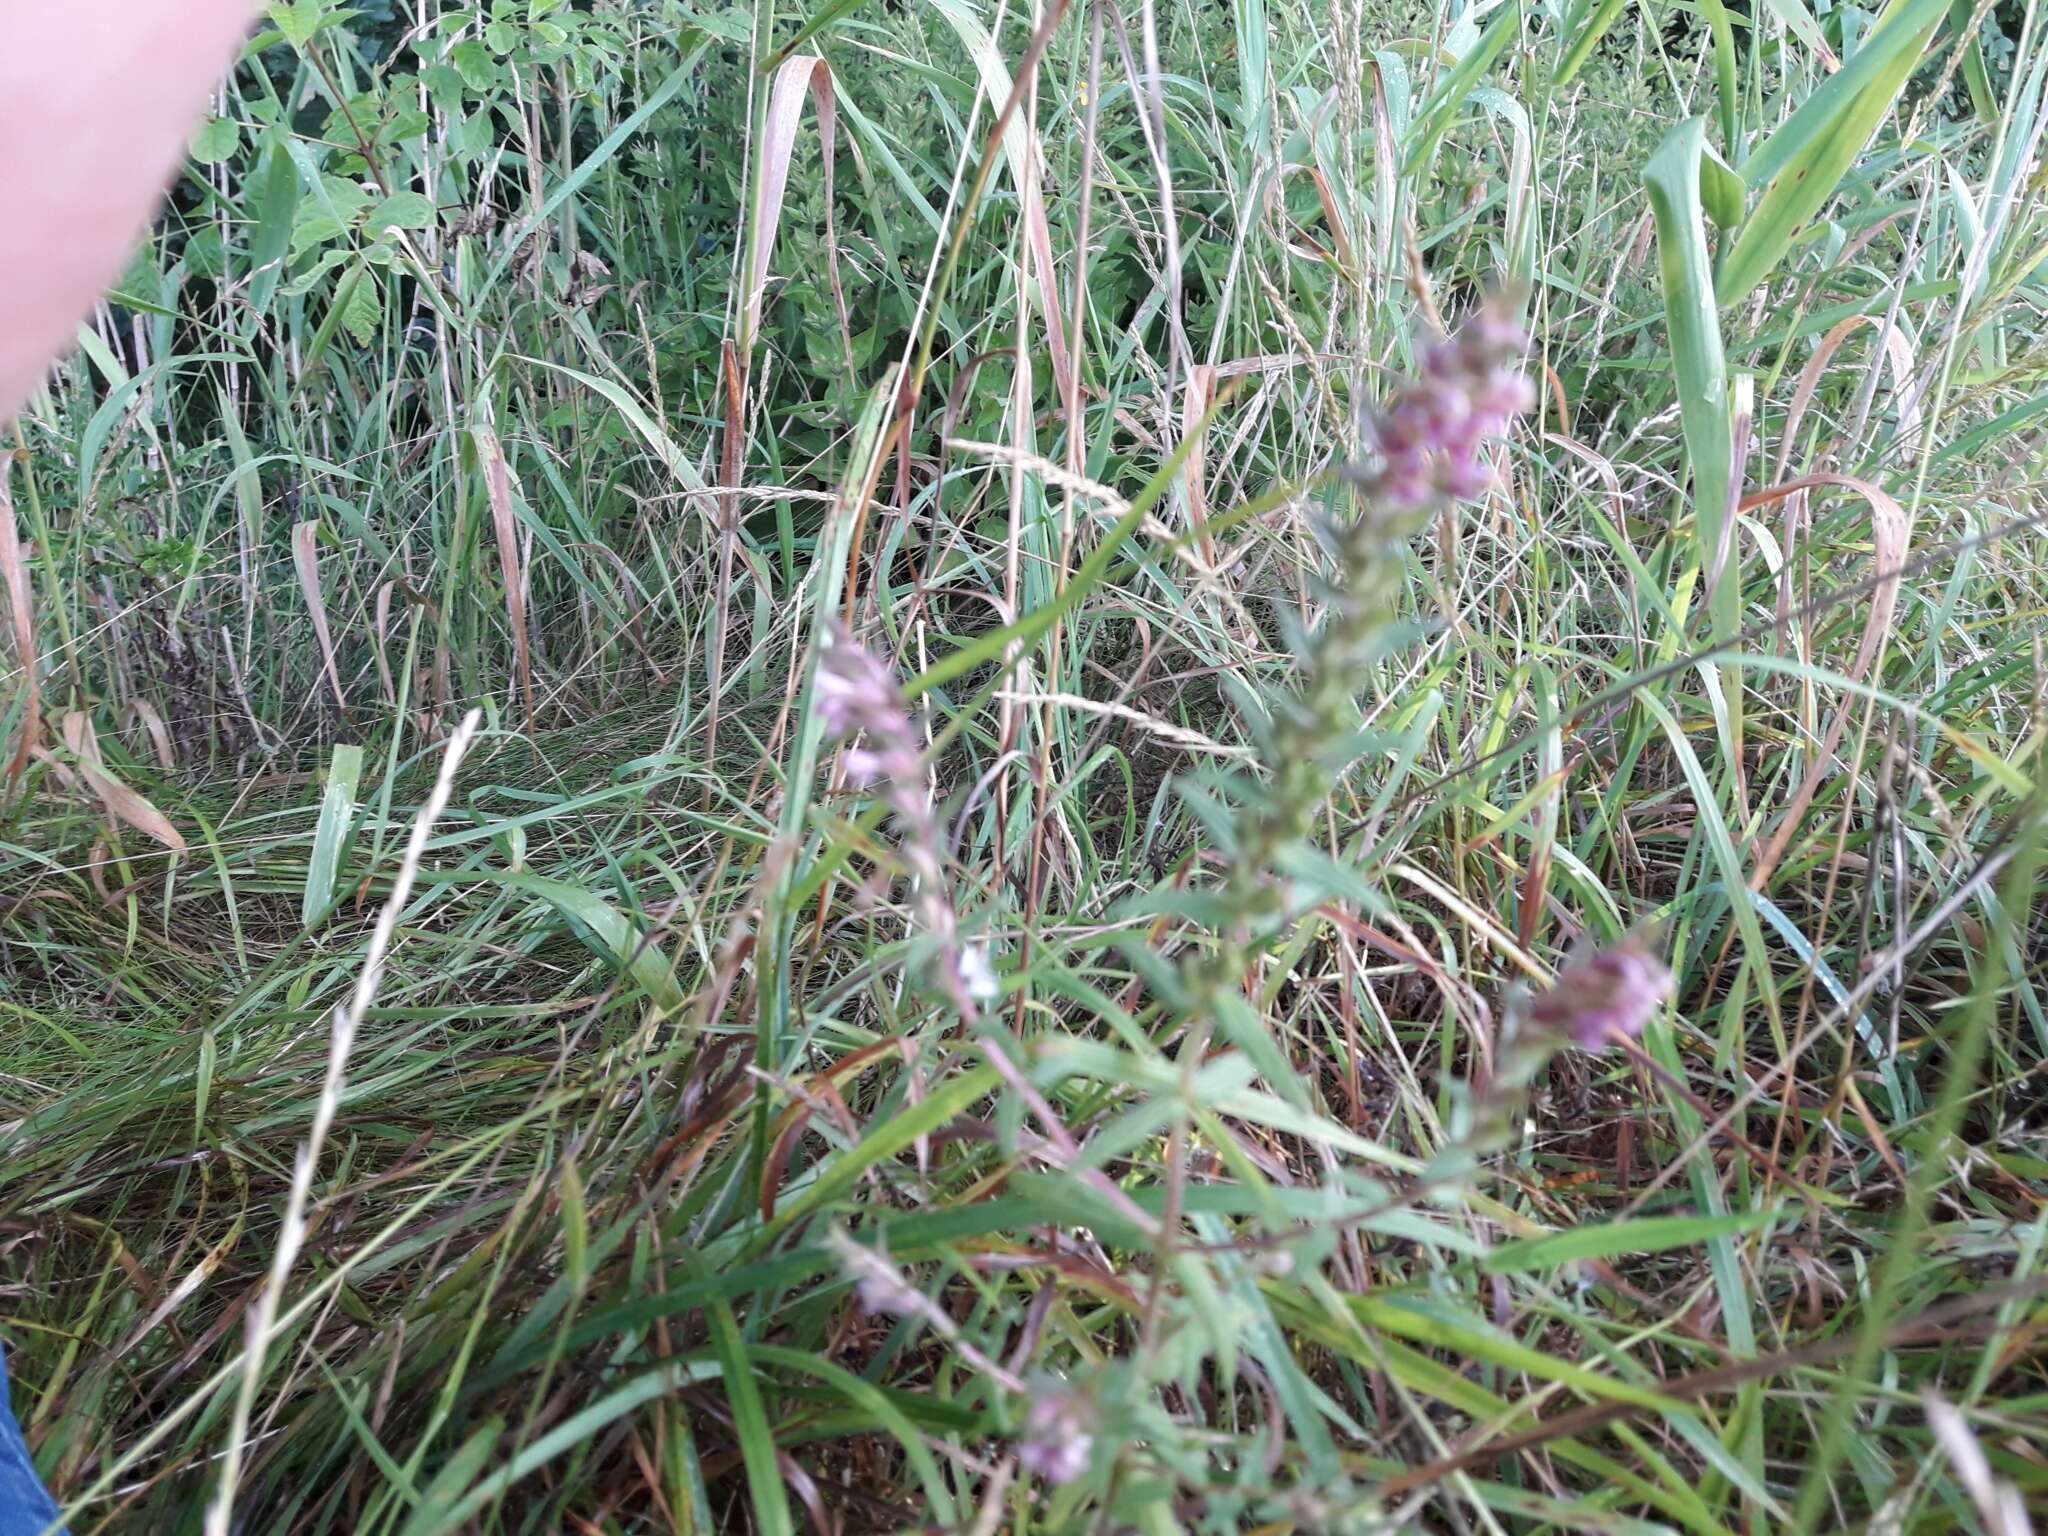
516, 359, 706, 491
1555, 0, 1628, 87
1483, 1207, 1782, 1273
1720, 0, 1949, 304
707, 1300, 794, 1536
1402, 2, 1523, 174
394, 1419, 505, 1536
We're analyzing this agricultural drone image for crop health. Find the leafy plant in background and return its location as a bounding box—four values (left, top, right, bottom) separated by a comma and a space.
3, 0, 2048, 1530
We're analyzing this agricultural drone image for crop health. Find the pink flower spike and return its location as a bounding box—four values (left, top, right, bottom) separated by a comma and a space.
1355, 293, 1532, 519
1529, 936, 1673, 1050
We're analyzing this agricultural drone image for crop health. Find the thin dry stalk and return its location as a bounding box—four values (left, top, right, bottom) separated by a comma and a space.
204, 709, 483, 1536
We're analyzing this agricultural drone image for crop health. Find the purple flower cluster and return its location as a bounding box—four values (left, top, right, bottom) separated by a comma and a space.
814, 623, 983, 1020
1530, 935, 1673, 1050
814, 626, 919, 782
1016, 1382, 1095, 1486
1359, 303, 1536, 513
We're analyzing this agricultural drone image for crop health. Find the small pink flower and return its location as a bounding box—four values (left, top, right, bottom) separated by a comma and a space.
1017, 1383, 1095, 1485
1439, 454, 1496, 501
1530, 936, 1673, 1049
815, 628, 906, 740
1474, 365, 1537, 423
1379, 464, 1436, 512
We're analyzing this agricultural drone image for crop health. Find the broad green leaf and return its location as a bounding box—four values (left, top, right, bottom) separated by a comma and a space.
368, 191, 438, 233
503, 873, 684, 1010
191, 117, 241, 164
451, 40, 501, 91
302, 743, 364, 927
267, 0, 332, 49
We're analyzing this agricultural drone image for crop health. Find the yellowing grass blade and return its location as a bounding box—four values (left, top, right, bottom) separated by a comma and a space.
59, 711, 187, 855
742, 55, 852, 371
291, 520, 349, 714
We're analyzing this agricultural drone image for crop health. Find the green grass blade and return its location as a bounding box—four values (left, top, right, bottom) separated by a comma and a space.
302, 743, 364, 927
1719, 0, 1949, 305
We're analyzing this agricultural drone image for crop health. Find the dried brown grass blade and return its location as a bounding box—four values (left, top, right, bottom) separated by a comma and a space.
59, 710, 186, 854
744, 56, 852, 371
1768, 314, 1917, 631
475, 416, 535, 733
0, 453, 40, 792
1772, 315, 1920, 480
123, 698, 177, 770
934, 2, 1073, 403
291, 520, 349, 714
1306, 166, 1358, 272
1742, 471, 1913, 886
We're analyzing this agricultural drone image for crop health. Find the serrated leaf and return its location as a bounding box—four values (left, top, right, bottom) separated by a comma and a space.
451, 39, 500, 90
267, 0, 330, 48
337, 265, 382, 345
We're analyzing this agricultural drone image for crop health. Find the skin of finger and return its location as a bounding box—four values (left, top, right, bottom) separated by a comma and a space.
0, 0, 263, 424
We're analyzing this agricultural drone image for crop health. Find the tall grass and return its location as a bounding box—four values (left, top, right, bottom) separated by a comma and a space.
3, 0, 2047, 1530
